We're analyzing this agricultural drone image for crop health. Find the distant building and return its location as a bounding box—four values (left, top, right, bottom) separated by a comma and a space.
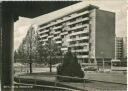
35, 4, 115, 64
115, 37, 127, 60
115, 37, 123, 59
123, 37, 127, 59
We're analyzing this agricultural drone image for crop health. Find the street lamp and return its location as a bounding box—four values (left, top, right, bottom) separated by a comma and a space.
101, 51, 105, 72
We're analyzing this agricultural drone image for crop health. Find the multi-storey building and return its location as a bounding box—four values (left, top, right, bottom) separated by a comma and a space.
115, 37, 123, 59
123, 37, 127, 59
115, 37, 127, 60
36, 4, 115, 64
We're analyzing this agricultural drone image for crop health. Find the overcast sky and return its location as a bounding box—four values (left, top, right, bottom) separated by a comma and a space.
14, 0, 127, 50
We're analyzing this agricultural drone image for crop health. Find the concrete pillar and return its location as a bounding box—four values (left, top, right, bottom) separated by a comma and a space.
1, 7, 14, 91
0, 2, 2, 90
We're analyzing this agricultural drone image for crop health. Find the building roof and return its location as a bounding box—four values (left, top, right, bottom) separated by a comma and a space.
32, 2, 99, 27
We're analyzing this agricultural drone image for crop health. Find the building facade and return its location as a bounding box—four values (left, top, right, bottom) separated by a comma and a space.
36, 4, 115, 64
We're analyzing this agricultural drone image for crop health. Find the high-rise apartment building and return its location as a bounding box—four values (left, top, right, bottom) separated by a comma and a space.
36, 4, 115, 64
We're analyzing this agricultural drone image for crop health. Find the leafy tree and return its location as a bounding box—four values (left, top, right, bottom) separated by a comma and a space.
15, 25, 37, 74
36, 37, 62, 72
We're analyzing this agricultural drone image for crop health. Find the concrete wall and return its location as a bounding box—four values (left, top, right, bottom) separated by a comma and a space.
95, 10, 115, 58
89, 9, 96, 58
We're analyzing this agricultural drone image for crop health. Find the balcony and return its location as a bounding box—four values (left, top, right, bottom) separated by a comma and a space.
66, 11, 89, 23
61, 47, 68, 51
77, 55, 89, 58
68, 36, 89, 42
54, 36, 61, 40
67, 17, 89, 26
56, 41, 62, 44
54, 31, 61, 35
69, 43, 89, 47
40, 34, 48, 38
53, 25, 62, 30
38, 30, 49, 34
70, 30, 89, 36
42, 38, 48, 42
60, 32, 68, 35
48, 35, 53, 38
69, 24, 89, 31
71, 49, 89, 52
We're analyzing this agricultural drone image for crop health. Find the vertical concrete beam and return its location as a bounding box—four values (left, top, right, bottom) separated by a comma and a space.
0, 2, 2, 90
1, 7, 14, 91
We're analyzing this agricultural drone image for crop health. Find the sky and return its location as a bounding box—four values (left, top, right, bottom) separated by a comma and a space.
14, 0, 127, 50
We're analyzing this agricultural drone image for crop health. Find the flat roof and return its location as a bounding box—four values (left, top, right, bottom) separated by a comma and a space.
32, 2, 99, 27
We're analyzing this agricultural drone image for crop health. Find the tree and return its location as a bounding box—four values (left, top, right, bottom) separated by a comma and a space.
15, 25, 37, 74
57, 48, 84, 81
37, 37, 62, 72
26, 26, 37, 74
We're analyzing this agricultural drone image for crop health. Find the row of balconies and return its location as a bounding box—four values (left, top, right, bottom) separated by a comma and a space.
38, 11, 90, 30
39, 29, 89, 39
38, 22, 89, 38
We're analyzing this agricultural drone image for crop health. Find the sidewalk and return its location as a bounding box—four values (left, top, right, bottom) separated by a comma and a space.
15, 72, 127, 91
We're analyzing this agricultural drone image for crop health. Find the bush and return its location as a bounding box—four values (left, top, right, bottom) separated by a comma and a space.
57, 49, 84, 82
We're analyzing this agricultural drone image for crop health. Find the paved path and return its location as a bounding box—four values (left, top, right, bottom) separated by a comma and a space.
17, 74, 127, 91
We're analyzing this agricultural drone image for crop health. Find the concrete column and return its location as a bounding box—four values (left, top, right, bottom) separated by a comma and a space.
1, 7, 14, 91
0, 2, 2, 90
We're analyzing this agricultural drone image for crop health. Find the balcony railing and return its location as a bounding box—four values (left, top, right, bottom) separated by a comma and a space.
53, 26, 62, 30
69, 24, 89, 31
54, 31, 61, 35
68, 36, 89, 42
54, 36, 61, 40
67, 17, 89, 26
70, 30, 89, 36
61, 47, 68, 51
60, 32, 68, 35
40, 34, 48, 38
77, 55, 89, 58
69, 43, 89, 47
56, 41, 62, 44
42, 39, 48, 42
38, 30, 49, 34
47, 35, 54, 38
71, 49, 89, 52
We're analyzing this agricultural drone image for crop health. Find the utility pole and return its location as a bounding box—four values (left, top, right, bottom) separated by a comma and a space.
101, 51, 105, 72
